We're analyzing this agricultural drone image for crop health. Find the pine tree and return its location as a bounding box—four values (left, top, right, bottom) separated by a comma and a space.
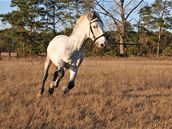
140, 0, 172, 57
0, 0, 45, 57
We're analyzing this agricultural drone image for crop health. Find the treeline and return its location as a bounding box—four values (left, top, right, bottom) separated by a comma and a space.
0, 0, 172, 58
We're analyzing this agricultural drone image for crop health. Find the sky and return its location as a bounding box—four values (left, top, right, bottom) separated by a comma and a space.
0, 0, 12, 14
0, 0, 14, 29
0, 0, 154, 30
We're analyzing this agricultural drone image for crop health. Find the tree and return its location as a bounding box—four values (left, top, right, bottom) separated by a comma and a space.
41, 0, 73, 36
0, 29, 14, 59
65, 0, 95, 23
95, 0, 144, 56
0, 0, 45, 57
140, 0, 172, 57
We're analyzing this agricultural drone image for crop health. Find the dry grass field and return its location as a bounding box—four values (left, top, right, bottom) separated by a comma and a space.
0, 57, 172, 129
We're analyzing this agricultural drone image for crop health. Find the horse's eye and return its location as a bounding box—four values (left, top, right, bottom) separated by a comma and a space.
93, 25, 98, 28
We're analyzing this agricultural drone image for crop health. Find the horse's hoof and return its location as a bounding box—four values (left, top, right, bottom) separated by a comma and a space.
48, 88, 54, 95
63, 87, 69, 94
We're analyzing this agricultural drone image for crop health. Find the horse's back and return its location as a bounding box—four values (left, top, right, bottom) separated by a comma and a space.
48, 35, 68, 48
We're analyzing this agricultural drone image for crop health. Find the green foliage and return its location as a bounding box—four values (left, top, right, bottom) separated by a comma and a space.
140, 0, 172, 31
162, 47, 172, 56
126, 45, 139, 56
139, 44, 150, 56
103, 31, 118, 56
42, 0, 73, 35
139, 0, 172, 57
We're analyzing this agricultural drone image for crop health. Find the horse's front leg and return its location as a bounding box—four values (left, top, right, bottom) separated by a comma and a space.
63, 57, 83, 94
63, 69, 77, 94
48, 68, 65, 95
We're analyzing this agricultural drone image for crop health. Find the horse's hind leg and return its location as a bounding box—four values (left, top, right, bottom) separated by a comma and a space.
38, 55, 51, 96
48, 68, 65, 95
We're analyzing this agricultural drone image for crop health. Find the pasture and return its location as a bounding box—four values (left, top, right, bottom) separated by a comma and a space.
0, 57, 172, 129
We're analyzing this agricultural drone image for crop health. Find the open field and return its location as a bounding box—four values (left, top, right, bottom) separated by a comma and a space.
0, 57, 172, 129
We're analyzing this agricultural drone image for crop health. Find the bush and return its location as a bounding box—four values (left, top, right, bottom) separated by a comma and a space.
126, 45, 139, 56
162, 47, 172, 56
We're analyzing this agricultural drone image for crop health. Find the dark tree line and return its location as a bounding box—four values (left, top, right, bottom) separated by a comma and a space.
0, 0, 172, 58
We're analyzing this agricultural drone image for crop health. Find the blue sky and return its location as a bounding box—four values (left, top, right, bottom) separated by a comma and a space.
0, 0, 13, 14
0, 0, 13, 29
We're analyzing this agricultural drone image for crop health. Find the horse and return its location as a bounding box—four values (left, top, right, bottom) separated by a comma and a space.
38, 11, 107, 96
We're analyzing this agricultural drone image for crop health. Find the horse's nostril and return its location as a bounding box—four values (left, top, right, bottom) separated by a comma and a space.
101, 44, 104, 47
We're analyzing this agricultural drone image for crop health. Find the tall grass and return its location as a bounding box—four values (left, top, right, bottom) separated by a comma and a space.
0, 58, 172, 129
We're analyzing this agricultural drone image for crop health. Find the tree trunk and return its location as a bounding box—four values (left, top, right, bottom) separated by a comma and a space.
119, 0, 126, 56
17, 52, 19, 59
0, 49, 1, 60
156, 26, 162, 57
119, 22, 126, 56
119, 34, 125, 56
52, 4, 56, 36
156, 0, 166, 57
8, 48, 11, 60
75, 0, 79, 18
8, 52, 11, 60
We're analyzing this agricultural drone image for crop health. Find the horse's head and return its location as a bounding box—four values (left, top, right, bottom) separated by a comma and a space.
86, 11, 107, 48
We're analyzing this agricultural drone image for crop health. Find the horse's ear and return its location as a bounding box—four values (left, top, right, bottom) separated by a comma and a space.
86, 10, 98, 20
87, 11, 94, 20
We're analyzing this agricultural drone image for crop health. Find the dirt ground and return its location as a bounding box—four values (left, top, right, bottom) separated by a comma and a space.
0, 57, 172, 129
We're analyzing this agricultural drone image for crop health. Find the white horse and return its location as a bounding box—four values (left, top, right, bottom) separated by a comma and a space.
38, 11, 107, 96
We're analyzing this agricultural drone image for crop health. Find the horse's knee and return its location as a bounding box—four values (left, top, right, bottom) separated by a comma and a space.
50, 69, 64, 89
58, 69, 64, 79
53, 69, 64, 80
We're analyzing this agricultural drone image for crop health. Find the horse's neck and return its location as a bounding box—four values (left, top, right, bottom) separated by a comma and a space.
69, 21, 88, 51
68, 34, 86, 51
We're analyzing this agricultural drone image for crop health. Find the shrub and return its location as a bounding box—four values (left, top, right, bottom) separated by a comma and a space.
162, 47, 172, 56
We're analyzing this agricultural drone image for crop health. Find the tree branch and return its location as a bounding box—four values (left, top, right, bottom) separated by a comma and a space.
97, 11, 122, 24
95, 0, 121, 33
124, 0, 134, 9
126, 0, 144, 20
114, 0, 121, 7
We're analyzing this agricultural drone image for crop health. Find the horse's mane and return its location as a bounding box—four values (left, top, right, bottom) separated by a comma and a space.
71, 11, 102, 35
71, 15, 87, 35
